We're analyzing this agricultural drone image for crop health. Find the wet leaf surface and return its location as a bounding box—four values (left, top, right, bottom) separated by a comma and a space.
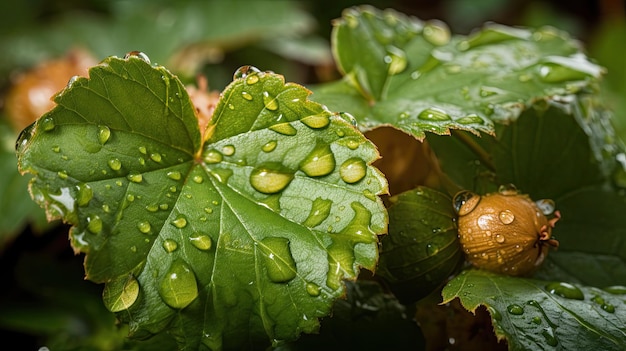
16, 56, 388, 349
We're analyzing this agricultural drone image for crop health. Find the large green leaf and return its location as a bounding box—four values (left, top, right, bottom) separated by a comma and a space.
311, 5, 605, 139
442, 269, 626, 350
16, 56, 387, 349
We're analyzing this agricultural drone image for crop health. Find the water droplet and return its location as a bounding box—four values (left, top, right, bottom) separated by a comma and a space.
103, 275, 139, 312
426, 243, 439, 256
305, 282, 321, 297
41, 117, 56, 132
338, 112, 357, 126
604, 285, 626, 295
602, 303, 616, 313
138, 146, 147, 154
494, 233, 505, 243
262, 140, 277, 153
545, 282, 584, 300
124, 51, 151, 64
541, 327, 558, 347
190, 232, 212, 251
162, 239, 178, 253
107, 158, 122, 171
538, 62, 592, 83
233, 65, 261, 80
301, 113, 330, 129
210, 168, 232, 184
87, 214, 102, 234
204, 149, 223, 164
242, 91, 253, 101
167, 171, 181, 180
57, 171, 68, 179
487, 306, 502, 321
52, 146, 60, 153
303, 197, 333, 227
269, 122, 297, 136
159, 203, 169, 210
246, 74, 259, 85
158, 259, 198, 309
258, 237, 297, 283
384, 45, 407, 75
498, 184, 518, 195
339, 158, 366, 184
127, 172, 143, 183
507, 304, 524, 315
171, 214, 188, 228
98, 125, 111, 145
456, 114, 484, 125
532, 316, 542, 324
422, 19, 451, 46
76, 183, 93, 207
300, 143, 335, 177
222, 145, 235, 156
193, 175, 204, 183
453, 190, 480, 215
150, 153, 162, 163
418, 107, 451, 121
250, 163, 294, 194
262, 91, 279, 111
535, 199, 555, 215
499, 210, 515, 224
138, 221, 151, 234
146, 204, 159, 212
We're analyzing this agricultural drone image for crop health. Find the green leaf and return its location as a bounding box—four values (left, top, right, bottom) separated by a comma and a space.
311, 5, 605, 139
377, 186, 463, 303
16, 57, 387, 349
442, 269, 626, 350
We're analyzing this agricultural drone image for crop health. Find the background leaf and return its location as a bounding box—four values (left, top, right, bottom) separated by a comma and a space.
16, 57, 388, 349
442, 269, 626, 350
311, 5, 605, 140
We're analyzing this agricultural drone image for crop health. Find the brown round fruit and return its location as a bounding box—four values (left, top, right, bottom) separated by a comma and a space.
453, 186, 560, 276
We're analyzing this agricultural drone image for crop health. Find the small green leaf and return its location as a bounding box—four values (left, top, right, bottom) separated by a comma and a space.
16, 57, 388, 349
312, 5, 605, 140
442, 269, 626, 350
377, 186, 463, 303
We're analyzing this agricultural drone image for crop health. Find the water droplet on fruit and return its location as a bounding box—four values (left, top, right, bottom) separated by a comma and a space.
258, 237, 297, 283
300, 143, 335, 177
190, 232, 212, 251
499, 210, 515, 224
339, 158, 366, 184
158, 259, 198, 309
545, 282, 584, 300
250, 163, 294, 194
98, 125, 111, 144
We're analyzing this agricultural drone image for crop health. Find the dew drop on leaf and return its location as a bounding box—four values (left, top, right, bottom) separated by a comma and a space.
418, 107, 451, 121
250, 163, 294, 194
124, 51, 151, 64
98, 125, 111, 145
41, 117, 55, 132
158, 259, 199, 309
506, 304, 524, 315
87, 214, 103, 234
541, 327, 558, 347
137, 221, 151, 234
192, 175, 204, 183
150, 153, 162, 163
456, 114, 484, 125
538, 62, 591, 83
305, 282, 321, 297
545, 282, 585, 300
384, 45, 408, 75
233, 65, 261, 80
190, 232, 212, 251
301, 113, 331, 129
262, 140, 277, 153
138, 146, 147, 154
162, 239, 178, 253
300, 143, 336, 177
258, 237, 297, 283
339, 158, 366, 184
604, 285, 626, 295
167, 171, 181, 180
103, 275, 140, 312
222, 145, 235, 156
127, 172, 143, 183
106, 158, 121, 171
204, 149, 223, 164
269, 122, 298, 136
422, 19, 451, 46
487, 305, 502, 321
303, 197, 333, 228
242, 91, 253, 101
171, 214, 188, 229
76, 183, 93, 207
262, 91, 279, 111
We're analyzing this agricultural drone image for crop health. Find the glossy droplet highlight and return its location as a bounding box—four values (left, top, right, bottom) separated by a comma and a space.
103, 275, 140, 312
138, 221, 151, 234
242, 91, 253, 101
507, 304, 524, 315
300, 143, 335, 177
339, 158, 367, 184
87, 215, 103, 234
384, 45, 407, 75
222, 145, 235, 156
262, 140, 277, 153
162, 239, 178, 253
258, 237, 298, 283
499, 210, 515, 224
306, 282, 321, 297
422, 19, 451, 46
98, 125, 111, 145
301, 113, 330, 129
418, 107, 451, 121
204, 149, 223, 164
541, 328, 558, 347
233, 65, 261, 80
127, 172, 143, 183
150, 153, 162, 163
262, 91, 279, 110
270, 122, 297, 136
108, 158, 122, 171
453, 190, 480, 215
303, 197, 333, 227
546, 282, 584, 300
456, 114, 484, 125
250, 163, 294, 194
41, 117, 56, 132
158, 259, 198, 309
190, 232, 212, 251
124, 51, 151, 63
604, 285, 626, 295
171, 214, 188, 229
167, 171, 181, 180
76, 183, 93, 207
